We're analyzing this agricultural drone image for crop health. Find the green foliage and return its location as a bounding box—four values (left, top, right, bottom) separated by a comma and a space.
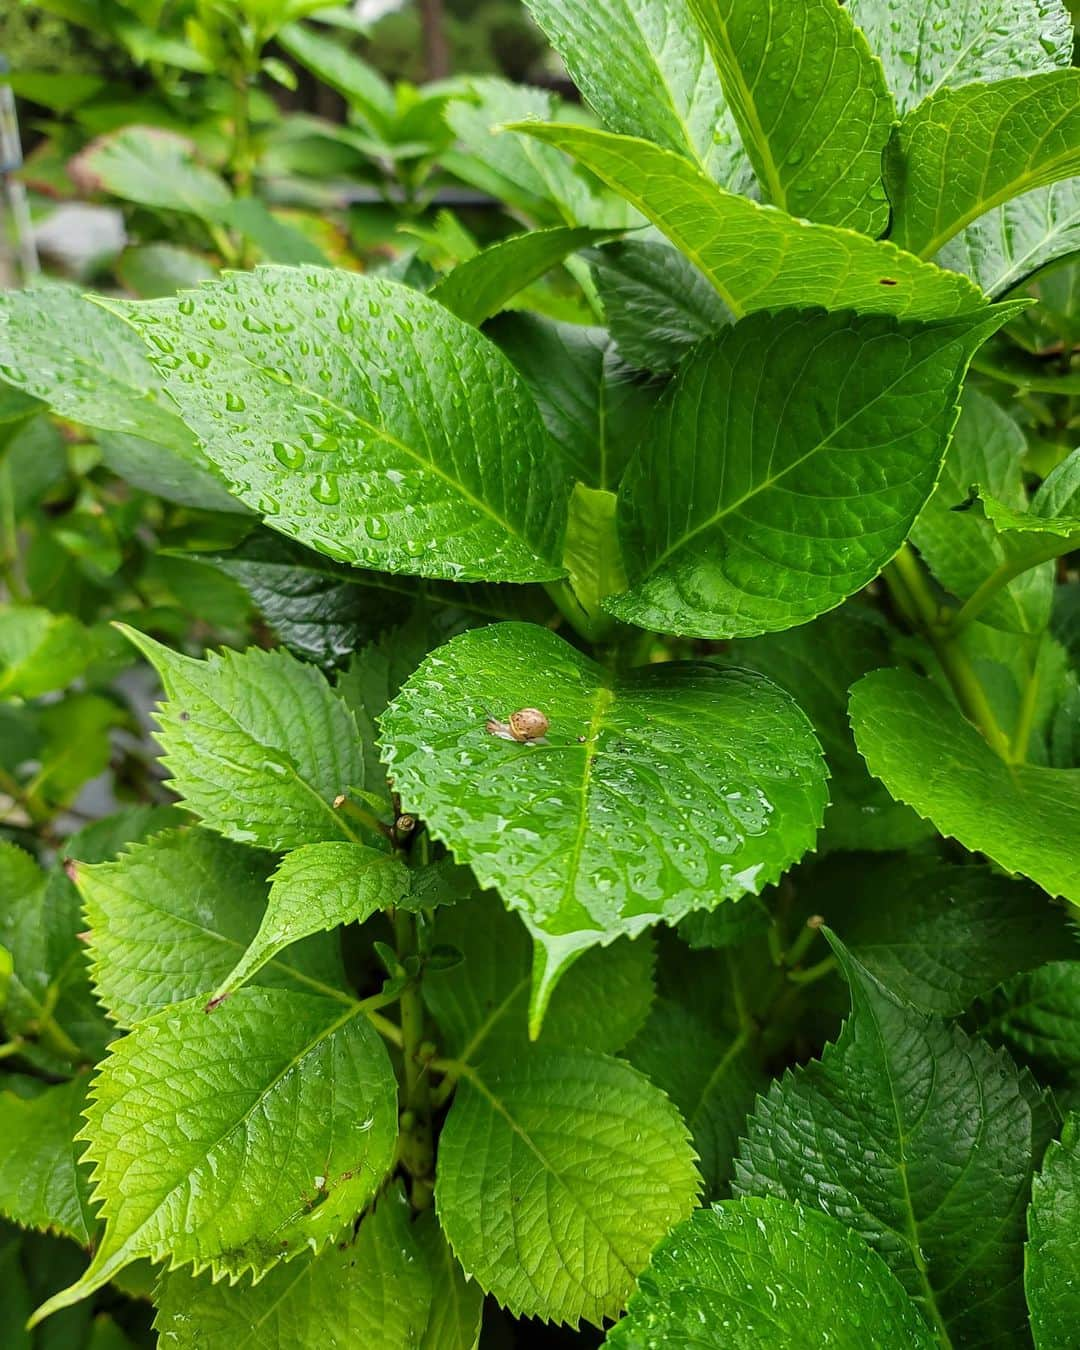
5, 0, 1080, 1342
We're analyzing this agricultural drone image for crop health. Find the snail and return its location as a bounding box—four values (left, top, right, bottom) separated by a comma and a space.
486, 707, 550, 744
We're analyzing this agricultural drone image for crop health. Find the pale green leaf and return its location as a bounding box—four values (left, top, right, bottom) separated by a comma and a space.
277, 22, 395, 131
724, 606, 931, 850
71, 126, 231, 223
119, 628, 368, 852
735, 935, 1041, 1346
523, 0, 746, 185
220, 199, 330, 268
30, 988, 398, 1322
430, 226, 612, 327
208, 842, 408, 1005
115, 243, 217, 300
415, 1211, 483, 1350
974, 448, 1080, 575
0, 608, 94, 698
0, 1078, 95, 1245
688, 0, 893, 232
848, 0, 1073, 115
423, 892, 655, 1065
77, 827, 348, 1028
435, 1048, 699, 1325
888, 72, 1080, 259
154, 1184, 431, 1349
911, 388, 1053, 635
605, 305, 1019, 638
849, 668, 1080, 902
380, 623, 826, 1027
607, 1197, 936, 1349
822, 852, 1077, 1014
1027, 1114, 1080, 1349
487, 312, 661, 489
104, 269, 572, 584
513, 124, 988, 319
96, 430, 243, 514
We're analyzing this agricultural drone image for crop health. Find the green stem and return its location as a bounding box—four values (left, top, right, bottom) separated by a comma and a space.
786, 954, 837, 987
949, 558, 1030, 634
782, 916, 824, 969
394, 909, 434, 1209
229, 69, 255, 199
1009, 660, 1041, 766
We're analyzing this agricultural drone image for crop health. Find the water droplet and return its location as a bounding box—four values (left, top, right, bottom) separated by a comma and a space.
311, 474, 340, 505
149, 333, 175, 354
273, 441, 305, 469
365, 516, 389, 540
178, 297, 195, 316
337, 309, 354, 334
225, 391, 246, 412
242, 314, 271, 334
187, 350, 210, 369
208, 315, 227, 331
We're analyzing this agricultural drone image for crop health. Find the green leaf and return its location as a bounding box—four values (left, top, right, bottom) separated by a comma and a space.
71, 126, 232, 223
724, 606, 931, 850
96, 430, 244, 514
220, 199, 330, 268
735, 934, 1041, 1346
379, 623, 826, 1028
0, 1078, 95, 1245
938, 179, 1080, 299
415, 1210, 484, 1350
277, 21, 395, 132
973, 447, 1080, 574
435, 1048, 699, 1325
208, 842, 408, 1005
605, 305, 1019, 639
586, 238, 733, 373
823, 852, 1077, 1014
0, 607, 94, 698
607, 1196, 936, 1349
981, 962, 1080, 1076
30, 988, 398, 1322
154, 1183, 432, 1349
849, 668, 1080, 903
487, 312, 661, 489
0, 286, 205, 459
423, 892, 655, 1065
911, 388, 1053, 635
513, 124, 988, 319
848, 0, 1073, 115
688, 0, 893, 233
431, 226, 613, 327
888, 72, 1080, 259
115, 243, 217, 299
77, 827, 347, 1028
105, 268, 572, 585
1027, 1113, 1080, 1349
522, 0, 746, 185
119, 628, 369, 852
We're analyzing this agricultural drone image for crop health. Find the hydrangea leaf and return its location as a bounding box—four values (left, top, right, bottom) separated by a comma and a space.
103, 269, 572, 584
981, 962, 1080, 1077
77, 828, 348, 1027
153, 1184, 431, 1349
607, 1197, 936, 1349
435, 1048, 699, 1326
822, 853, 1077, 1015
735, 934, 1041, 1346
511, 124, 988, 319
848, 0, 1073, 115
422, 892, 655, 1065
379, 623, 826, 1030
430, 226, 614, 327
724, 606, 930, 850
605, 305, 1021, 639
522, 0, 746, 185
118, 628, 368, 852
888, 72, 1080, 259
849, 668, 1080, 902
0, 1078, 95, 1245
29, 988, 398, 1324
688, 0, 894, 233
208, 842, 409, 1006
1026, 1113, 1080, 1348
972, 448, 1080, 576
0, 608, 97, 699
415, 1210, 484, 1350
71, 127, 232, 223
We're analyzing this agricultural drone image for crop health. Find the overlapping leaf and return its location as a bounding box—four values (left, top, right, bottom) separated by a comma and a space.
688, 0, 893, 233
606, 305, 1019, 638
380, 623, 826, 1025
0, 1078, 95, 1245
607, 1197, 936, 1348
105, 268, 572, 583
850, 669, 1080, 902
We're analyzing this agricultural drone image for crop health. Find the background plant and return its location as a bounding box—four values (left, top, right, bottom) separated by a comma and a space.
1, 1, 1080, 1347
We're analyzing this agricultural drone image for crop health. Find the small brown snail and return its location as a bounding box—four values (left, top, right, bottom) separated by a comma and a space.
486, 707, 550, 744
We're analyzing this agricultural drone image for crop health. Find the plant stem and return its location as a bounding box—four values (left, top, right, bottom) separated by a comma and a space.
229, 69, 254, 199
394, 909, 434, 1209
1009, 658, 1041, 766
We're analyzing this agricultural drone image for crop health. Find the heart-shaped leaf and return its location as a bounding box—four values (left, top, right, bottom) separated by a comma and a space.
379, 622, 826, 1026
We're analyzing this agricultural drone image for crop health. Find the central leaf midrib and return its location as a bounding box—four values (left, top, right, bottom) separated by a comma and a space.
560, 680, 616, 911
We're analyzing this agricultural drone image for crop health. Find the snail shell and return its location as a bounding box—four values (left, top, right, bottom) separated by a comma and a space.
507, 708, 549, 741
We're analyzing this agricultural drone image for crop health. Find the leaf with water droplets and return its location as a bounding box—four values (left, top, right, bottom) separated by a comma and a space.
1026, 1113, 1080, 1348
379, 622, 826, 1028
735, 933, 1046, 1347
607, 1197, 936, 1349
29, 987, 398, 1324
102, 268, 572, 584
435, 1047, 700, 1326
118, 627, 369, 852
688, 0, 894, 233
